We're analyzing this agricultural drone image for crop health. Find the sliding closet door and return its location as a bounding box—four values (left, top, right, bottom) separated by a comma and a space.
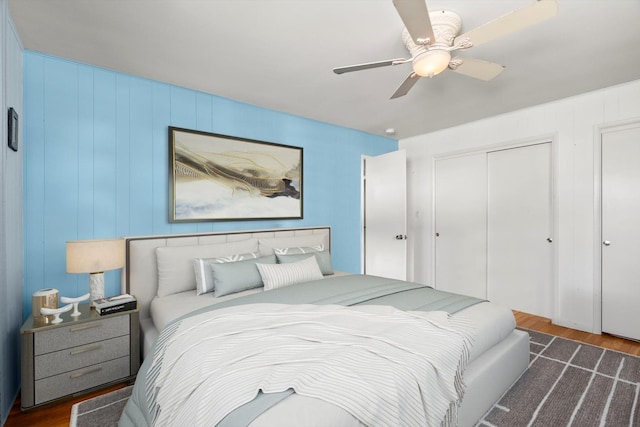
434, 153, 487, 298
601, 125, 640, 341
487, 143, 553, 317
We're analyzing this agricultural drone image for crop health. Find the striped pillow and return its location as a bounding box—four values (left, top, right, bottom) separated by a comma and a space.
257, 256, 323, 291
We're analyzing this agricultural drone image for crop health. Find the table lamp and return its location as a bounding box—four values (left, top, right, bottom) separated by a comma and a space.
66, 238, 125, 306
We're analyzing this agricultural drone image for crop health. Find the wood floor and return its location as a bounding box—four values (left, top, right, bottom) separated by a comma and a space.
513, 310, 640, 356
6, 311, 640, 427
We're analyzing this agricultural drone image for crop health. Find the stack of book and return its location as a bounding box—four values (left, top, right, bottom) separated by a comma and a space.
93, 294, 137, 316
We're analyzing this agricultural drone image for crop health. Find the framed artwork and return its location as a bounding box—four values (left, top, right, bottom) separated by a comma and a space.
8, 107, 18, 152
169, 127, 303, 222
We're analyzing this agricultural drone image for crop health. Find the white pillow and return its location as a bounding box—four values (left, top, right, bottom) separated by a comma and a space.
257, 256, 323, 291
155, 238, 258, 297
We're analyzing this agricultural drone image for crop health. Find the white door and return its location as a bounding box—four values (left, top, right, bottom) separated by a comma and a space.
487, 143, 553, 317
363, 150, 407, 280
434, 153, 487, 298
601, 125, 640, 340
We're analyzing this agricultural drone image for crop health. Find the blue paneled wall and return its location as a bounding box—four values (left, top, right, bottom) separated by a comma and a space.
22, 52, 397, 318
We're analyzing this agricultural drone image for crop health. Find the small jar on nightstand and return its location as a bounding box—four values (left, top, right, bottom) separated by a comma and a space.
20, 303, 140, 410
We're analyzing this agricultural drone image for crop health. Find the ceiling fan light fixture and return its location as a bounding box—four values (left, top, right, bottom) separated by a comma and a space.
412, 49, 451, 77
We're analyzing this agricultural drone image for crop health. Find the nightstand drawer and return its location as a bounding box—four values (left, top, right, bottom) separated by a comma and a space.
35, 356, 130, 405
34, 335, 130, 380
34, 315, 129, 355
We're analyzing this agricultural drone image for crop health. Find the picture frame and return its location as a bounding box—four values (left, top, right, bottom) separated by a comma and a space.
169, 127, 303, 222
8, 107, 18, 152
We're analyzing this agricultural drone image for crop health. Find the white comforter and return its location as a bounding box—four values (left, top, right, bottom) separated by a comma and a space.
146, 303, 475, 427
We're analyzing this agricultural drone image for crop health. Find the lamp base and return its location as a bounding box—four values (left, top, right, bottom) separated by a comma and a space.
89, 272, 105, 306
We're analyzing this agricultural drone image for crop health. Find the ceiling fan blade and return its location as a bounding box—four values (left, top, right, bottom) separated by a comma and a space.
333, 58, 406, 74
392, 0, 435, 45
449, 57, 505, 81
454, 0, 558, 48
390, 73, 421, 99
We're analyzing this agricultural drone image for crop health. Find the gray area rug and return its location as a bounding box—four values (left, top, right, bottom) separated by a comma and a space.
70, 385, 133, 427
69, 331, 640, 426
477, 329, 640, 426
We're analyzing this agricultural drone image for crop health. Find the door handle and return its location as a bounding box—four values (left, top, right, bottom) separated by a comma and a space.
547, 237, 553, 243
603, 240, 611, 246
395, 235, 407, 240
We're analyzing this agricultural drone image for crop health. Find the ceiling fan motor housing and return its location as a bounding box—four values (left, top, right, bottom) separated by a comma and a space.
402, 10, 461, 77
401, 10, 462, 55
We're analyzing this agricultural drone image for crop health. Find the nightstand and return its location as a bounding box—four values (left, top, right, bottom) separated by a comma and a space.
20, 303, 140, 410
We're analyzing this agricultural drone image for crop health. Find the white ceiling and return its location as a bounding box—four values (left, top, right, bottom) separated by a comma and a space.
8, 0, 640, 139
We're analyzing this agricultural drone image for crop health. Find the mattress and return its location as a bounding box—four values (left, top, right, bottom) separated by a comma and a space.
151, 283, 514, 364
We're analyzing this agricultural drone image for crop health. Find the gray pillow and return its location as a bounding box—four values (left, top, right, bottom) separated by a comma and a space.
276, 251, 333, 275
211, 254, 276, 297
193, 252, 258, 295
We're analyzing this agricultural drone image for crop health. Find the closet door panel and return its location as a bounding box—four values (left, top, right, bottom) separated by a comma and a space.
434, 154, 487, 298
487, 143, 552, 317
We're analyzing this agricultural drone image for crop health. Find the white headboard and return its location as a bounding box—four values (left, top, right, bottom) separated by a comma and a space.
121, 226, 331, 322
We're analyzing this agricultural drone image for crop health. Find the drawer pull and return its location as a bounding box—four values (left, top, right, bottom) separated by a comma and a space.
69, 323, 102, 332
70, 344, 102, 355
69, 367, 102, 379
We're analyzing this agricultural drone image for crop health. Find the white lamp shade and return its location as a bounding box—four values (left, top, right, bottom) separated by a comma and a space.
66, 238, 125, 274
412, 50, 451, 77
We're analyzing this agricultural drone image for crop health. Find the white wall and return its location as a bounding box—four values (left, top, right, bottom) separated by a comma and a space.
400, 79, 640, 334
1, 0, 23, 422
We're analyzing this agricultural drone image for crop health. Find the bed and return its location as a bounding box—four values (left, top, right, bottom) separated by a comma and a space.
118, 226, 528, 427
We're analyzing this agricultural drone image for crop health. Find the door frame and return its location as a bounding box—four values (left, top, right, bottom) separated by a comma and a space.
593, 117, 640, 335
431, 133, 559, 319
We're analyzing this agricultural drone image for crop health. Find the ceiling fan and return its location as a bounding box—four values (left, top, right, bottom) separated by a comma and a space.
333, 0, 558, 99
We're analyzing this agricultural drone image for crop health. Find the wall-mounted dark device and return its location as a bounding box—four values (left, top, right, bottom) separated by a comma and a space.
8, 107, 18, 152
